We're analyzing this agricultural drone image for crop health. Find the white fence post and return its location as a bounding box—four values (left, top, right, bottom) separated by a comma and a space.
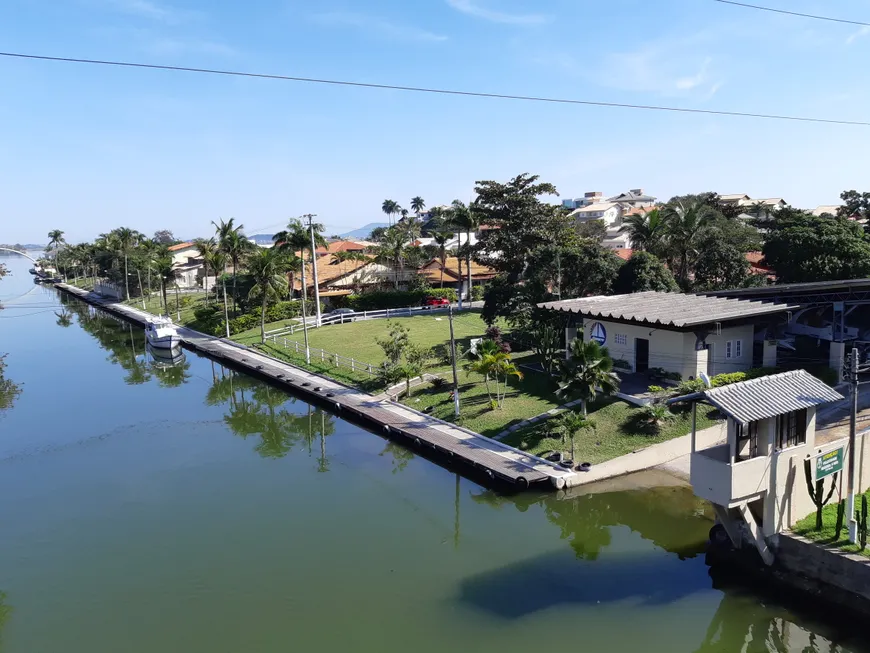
351, 359, 355, 372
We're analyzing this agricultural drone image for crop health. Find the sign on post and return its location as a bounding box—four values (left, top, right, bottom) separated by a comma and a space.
816, 447, 845, 480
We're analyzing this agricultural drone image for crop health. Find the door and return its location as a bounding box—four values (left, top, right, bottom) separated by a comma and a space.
706, 343, 715, 376
635, 338, 649, 373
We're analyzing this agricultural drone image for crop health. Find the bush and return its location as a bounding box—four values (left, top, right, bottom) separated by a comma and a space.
192, 305, 223, 334
426, 288, 458, 302
430, 377, 449, 390
347, 290, 427, 311
471, 285, 485, 301
264, 300, 301, 323
612, 358, 632, 371
807, 365, 839, 387
676, 378, 707, 395
711, 372, 747, 388
228, 313, 260, 335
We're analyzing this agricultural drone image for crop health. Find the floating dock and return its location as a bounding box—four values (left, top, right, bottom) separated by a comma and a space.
56, 284, 579, 490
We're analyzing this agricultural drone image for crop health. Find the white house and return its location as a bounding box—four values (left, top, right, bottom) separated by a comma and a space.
167, 242, 203, 289
608, 189, 657, 209
570, 202, 621, 227
539, 291, 797, 380
671, 371, 853, 564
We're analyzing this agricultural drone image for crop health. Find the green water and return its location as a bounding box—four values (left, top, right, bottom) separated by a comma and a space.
0, 255, 865, 653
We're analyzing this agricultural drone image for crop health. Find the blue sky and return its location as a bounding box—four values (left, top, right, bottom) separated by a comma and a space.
2, 0, 870, 243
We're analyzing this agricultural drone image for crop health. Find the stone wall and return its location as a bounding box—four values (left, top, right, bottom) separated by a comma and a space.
771, 533, 870, 613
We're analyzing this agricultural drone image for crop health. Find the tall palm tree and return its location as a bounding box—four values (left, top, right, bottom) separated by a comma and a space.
411, 196, 426, 219
212, 218, 251, 317
400, 208, 409, 224
274, 219, 316, 314
152, 251, 176, 315
446, 200, 481, 304
431, 228, 454, 288
466, 350, 523, 409
556, 338, 620, 416
381, 199, 399, 227
619, 208, 669, 253
112, 227, 140, 301
193, 237, 218, 304
660, 201, 714, 289
47, 229, 65, 278
246, 248, 291, 343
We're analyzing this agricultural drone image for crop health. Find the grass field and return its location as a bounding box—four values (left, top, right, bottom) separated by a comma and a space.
123, 291, 210, 325
235, 310, 494, 366
793, 491, 870, 558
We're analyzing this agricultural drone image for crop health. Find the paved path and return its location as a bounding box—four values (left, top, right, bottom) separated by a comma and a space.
57, 284, 580, 490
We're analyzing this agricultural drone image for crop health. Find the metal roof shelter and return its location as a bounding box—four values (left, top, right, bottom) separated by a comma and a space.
538, 291, 797, 329
668, 370, 843, 425
704, 278, 870, 306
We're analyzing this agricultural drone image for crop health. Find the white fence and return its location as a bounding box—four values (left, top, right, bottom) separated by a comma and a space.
265, 335, 378, 376
264, 304, 454, 339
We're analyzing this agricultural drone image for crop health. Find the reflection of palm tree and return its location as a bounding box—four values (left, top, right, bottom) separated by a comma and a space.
0, 590, 11, 648
151, 358, 191, 388
379, 441, 415, 474
54, 309, 72, 328
0, 356, 23, 414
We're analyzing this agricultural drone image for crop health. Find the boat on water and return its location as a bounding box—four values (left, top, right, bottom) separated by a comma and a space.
146, 341, 186, 367
145, 317, 181, 350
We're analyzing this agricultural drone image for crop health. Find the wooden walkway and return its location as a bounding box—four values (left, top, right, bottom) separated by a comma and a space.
56, 284, 579, 490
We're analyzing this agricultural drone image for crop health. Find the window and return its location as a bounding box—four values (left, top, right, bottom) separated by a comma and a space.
725, 339, 743, 359
735, 421, 759, 461
777, 409, 807, 449
615, 334, 628, 345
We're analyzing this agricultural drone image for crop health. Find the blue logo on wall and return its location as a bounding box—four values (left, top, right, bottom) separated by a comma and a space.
589, 322, 607, 345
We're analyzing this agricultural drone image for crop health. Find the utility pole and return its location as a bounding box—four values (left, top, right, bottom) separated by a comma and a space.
305, 214, 323, 328
448, 304, 461, 418
848, 346, 859, 543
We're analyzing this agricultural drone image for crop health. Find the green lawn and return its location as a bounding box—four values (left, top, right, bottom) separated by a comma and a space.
123, 291, 210, 326
793, 491, 870, 558
500, 399, 721, 464
234, 310, 494, 366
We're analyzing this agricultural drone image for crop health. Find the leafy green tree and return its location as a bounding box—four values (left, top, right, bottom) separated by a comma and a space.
411, 196, 426, 218
431, 227, 454, 287
153, 229, 175, 245
557, 338, 620, 416
193, 237, 218, 303
838, 190, 870, 220
382, 199, 400, 226
111, 227, 142, 301
47, 229, 66, 277
660, 201, 715, 290
555, 411, 595, 461
274, 219, 314, 315
763, 211, 870, 283
612, 251, 679, 294
376, 321, 410, 365
692, 236, 752, 291
246, 248, 291, 343
577, 219, 608, 242
466, 349, 523, 409
372, 227, 409, 288
152, 251, 176, 314
398, 343, 430, 397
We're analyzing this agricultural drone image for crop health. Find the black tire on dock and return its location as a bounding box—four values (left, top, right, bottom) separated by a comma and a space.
413, 438, 421, 447
709, 523, 731, 548
516, 476, 529, 490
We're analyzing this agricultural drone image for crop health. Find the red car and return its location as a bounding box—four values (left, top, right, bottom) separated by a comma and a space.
424, 297, 450, 307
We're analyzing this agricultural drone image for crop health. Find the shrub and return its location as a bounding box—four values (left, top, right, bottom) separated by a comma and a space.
430, 377, 449, 390
640, 403, 675, 432
676, 378, 706, 395
711, 372, 747, 388
612, 358, 632, 371
471, 285, 485, 301
426, 288, 458, 302
228, 313, 259, 335
807, 365, 839, 387
347, 290, 427, 311
264, 301, 301, 323
648, 385, 665, 394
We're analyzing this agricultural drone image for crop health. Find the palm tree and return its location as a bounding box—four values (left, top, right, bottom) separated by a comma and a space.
47, 229, 65, 278
246, 248, 291, 343
373, 227, 408, 289
431, 228, 454, 288
555, 411, 594, 463
660, 201, 714, 289
212, 218, 251, 317
619, 208, 669, 253
152, 251, 176, 315
193, 237, 218, 304
400, 208, 409, 224
112, 227, 140, 301
274, 218, 317, 314
557, 338, 620, 416
411, 196, 426, 219
446, 200, 481, 304
382, 199, 400, 226
467, 350, 523, 409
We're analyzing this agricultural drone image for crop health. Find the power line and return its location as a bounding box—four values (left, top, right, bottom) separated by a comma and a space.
1, 51, 868, 127
713, 0, 870, 27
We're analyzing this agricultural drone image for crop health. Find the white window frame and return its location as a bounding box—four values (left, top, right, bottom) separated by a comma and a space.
725, 339, 743, 360
615, 334, 628, 345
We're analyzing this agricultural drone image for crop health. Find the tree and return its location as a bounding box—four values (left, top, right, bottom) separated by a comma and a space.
577, 219, 607, 242
555, 411, 595, 462
431, 227, 454, 287
838, 190, 870, 220
112, 227, 141, 301
193, 237, 218, 304
369, 226, 388, 242
660, 201, 715, 290
382, 199, 400, 226
612, 251, 679, 294
153, 230, 175, 245
373, 227, 409, 288
47, 229, 65, 277
466, 350, 523, 409
246, 248, 291, 343
274, 219, 313, 311
376, 321, 410, 365
222, 229, 254, 316
763, 211, 870, 283
527, 310, 564, 374
152, 252, 176, 315
557, 338, 620, 416
619, 208, 668, 253
447, 199, 482, 304
398, 343, 430, 397
411, 196, 426, 219
692, 237, 752, 291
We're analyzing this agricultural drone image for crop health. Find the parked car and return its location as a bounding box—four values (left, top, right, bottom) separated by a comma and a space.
325, 308, 356, 323
423, 297, 450, 307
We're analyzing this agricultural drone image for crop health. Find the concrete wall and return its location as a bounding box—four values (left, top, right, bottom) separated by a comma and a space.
704, 325, 755, 376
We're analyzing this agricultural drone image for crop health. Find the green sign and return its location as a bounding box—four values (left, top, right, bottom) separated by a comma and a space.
816, 447, 844, 480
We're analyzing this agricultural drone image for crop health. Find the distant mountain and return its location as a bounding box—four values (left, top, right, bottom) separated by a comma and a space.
340, 223, 388, 240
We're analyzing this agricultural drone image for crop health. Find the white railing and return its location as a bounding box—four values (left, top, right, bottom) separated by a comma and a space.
265, 335, 379, 376
264, 304, 456, 338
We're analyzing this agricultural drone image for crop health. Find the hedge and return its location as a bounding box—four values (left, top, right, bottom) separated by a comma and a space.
347, 289, 457, 311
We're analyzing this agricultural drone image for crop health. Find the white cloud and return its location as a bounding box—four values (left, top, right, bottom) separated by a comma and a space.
313, 11, 448, 42
445, 0, 549, 25
846, 25, 870, 45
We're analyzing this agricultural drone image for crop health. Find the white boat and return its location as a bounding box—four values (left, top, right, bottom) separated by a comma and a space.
145, 317, 181, 349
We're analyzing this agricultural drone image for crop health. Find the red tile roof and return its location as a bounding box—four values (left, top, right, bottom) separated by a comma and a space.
168, 242, 195, 252
613, 248, 633, 261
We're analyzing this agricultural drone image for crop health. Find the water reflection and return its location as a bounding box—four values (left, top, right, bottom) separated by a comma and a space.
0, 591, 10, 651
0, 356, 22, 416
